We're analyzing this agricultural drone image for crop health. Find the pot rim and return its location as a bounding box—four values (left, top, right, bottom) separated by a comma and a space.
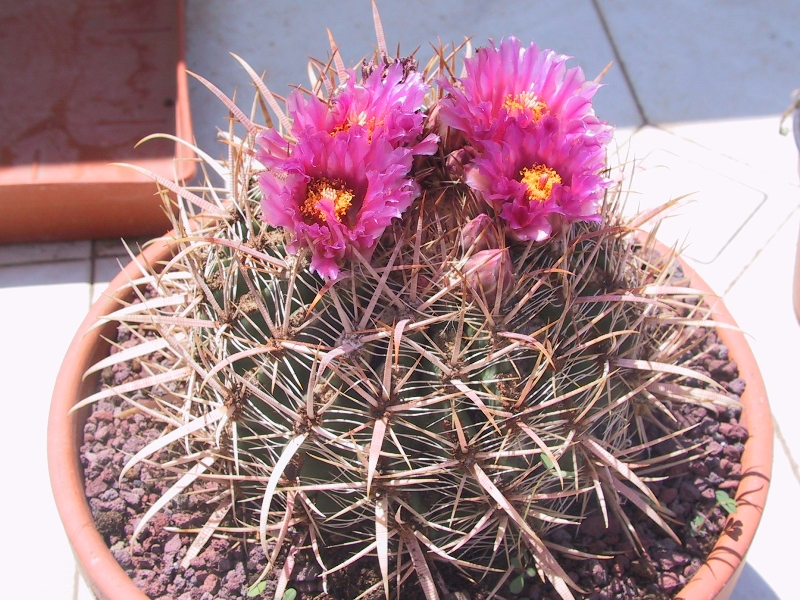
48, 236, 772, 600
47, 235, 172, 600
673, 257, 773, 600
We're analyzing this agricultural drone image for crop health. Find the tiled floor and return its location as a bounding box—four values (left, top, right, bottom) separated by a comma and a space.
4, 1, 798, 598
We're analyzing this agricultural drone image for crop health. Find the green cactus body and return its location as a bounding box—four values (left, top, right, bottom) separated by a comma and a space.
88, 37, 733, 600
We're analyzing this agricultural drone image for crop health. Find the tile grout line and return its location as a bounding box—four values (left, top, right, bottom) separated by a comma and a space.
722, 203, 800, 296
590, 0, 649, 127
72, 565, 81, 600
0, 256, 92, 269
772, 415, 800, 487
89, 240, 98, 308
0, 240, 137, 271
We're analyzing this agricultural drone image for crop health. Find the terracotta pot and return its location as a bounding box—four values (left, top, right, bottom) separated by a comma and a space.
794, 231, 800, 323
793, 101, 800, 323
0, 0, 194, 243
48, 239, 772, 600
673, 259, 773, 600
48, 236, 172, 600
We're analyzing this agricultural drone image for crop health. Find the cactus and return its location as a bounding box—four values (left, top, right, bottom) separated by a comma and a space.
81, 10, 739, 600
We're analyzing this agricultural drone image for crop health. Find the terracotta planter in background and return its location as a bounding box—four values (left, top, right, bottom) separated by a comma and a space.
0, 0, 194, 244
47, 238, 772, 600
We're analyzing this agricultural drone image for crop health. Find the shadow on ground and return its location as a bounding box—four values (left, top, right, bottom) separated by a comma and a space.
731, 562, 781, 600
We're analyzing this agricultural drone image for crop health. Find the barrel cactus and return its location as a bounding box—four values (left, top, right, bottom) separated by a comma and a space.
81, 10, 736, 600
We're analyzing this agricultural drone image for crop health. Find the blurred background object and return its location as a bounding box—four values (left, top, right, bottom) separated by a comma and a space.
787, 90, 800, 322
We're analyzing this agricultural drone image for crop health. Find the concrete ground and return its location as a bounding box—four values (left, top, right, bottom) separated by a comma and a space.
2, 1, 797, 598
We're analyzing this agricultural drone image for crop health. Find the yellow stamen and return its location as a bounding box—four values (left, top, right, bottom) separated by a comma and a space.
520, 165, 562, 204
502, 92, 547, 121
330, 111, 384, 140
301, 178, 355, 225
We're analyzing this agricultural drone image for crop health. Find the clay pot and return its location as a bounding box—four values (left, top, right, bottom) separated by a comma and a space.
48, 238, 772, 600
673, 259, 773, 600
48, 236, 172, 600
794, 235, 800, 323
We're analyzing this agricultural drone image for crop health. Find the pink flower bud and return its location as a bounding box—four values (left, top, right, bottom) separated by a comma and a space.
461, 214, 501, 253
445, 145, 477, 179
464, 248, 513, 308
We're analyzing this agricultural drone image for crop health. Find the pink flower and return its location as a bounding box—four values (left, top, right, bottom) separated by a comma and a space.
464, 120, 610, 241
438, 37, 612, 147
258, 132, 422, 279
289, 63, 437, 154
437, 37, 612, 240
257, 62, 437, 278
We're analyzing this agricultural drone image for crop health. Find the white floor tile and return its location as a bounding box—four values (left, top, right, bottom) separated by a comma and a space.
620, 142, 767, 265
665, 115, 800, 189
596, 0, 800, 124
0, 240, 91, 267
611, 124, 639, 149
613, 125, 800, 294
721, 205, 800, 462
185, 0, 640, 159
715, 185, 800, 600
91, 256, 130, 304
0, 261, 92, 599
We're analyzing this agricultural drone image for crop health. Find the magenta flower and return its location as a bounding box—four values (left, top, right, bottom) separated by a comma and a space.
437, 37, 612, 240
464, 120, 610, 241
438, 37, 611, 147
289, 63, 437, 153
257, 62, 437, 278
258, 132, 422, 279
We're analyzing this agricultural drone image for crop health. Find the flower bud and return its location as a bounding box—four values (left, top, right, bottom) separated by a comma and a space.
464, 248, 513, 308
445, 145, 477, 179
461, 214, 500, 253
